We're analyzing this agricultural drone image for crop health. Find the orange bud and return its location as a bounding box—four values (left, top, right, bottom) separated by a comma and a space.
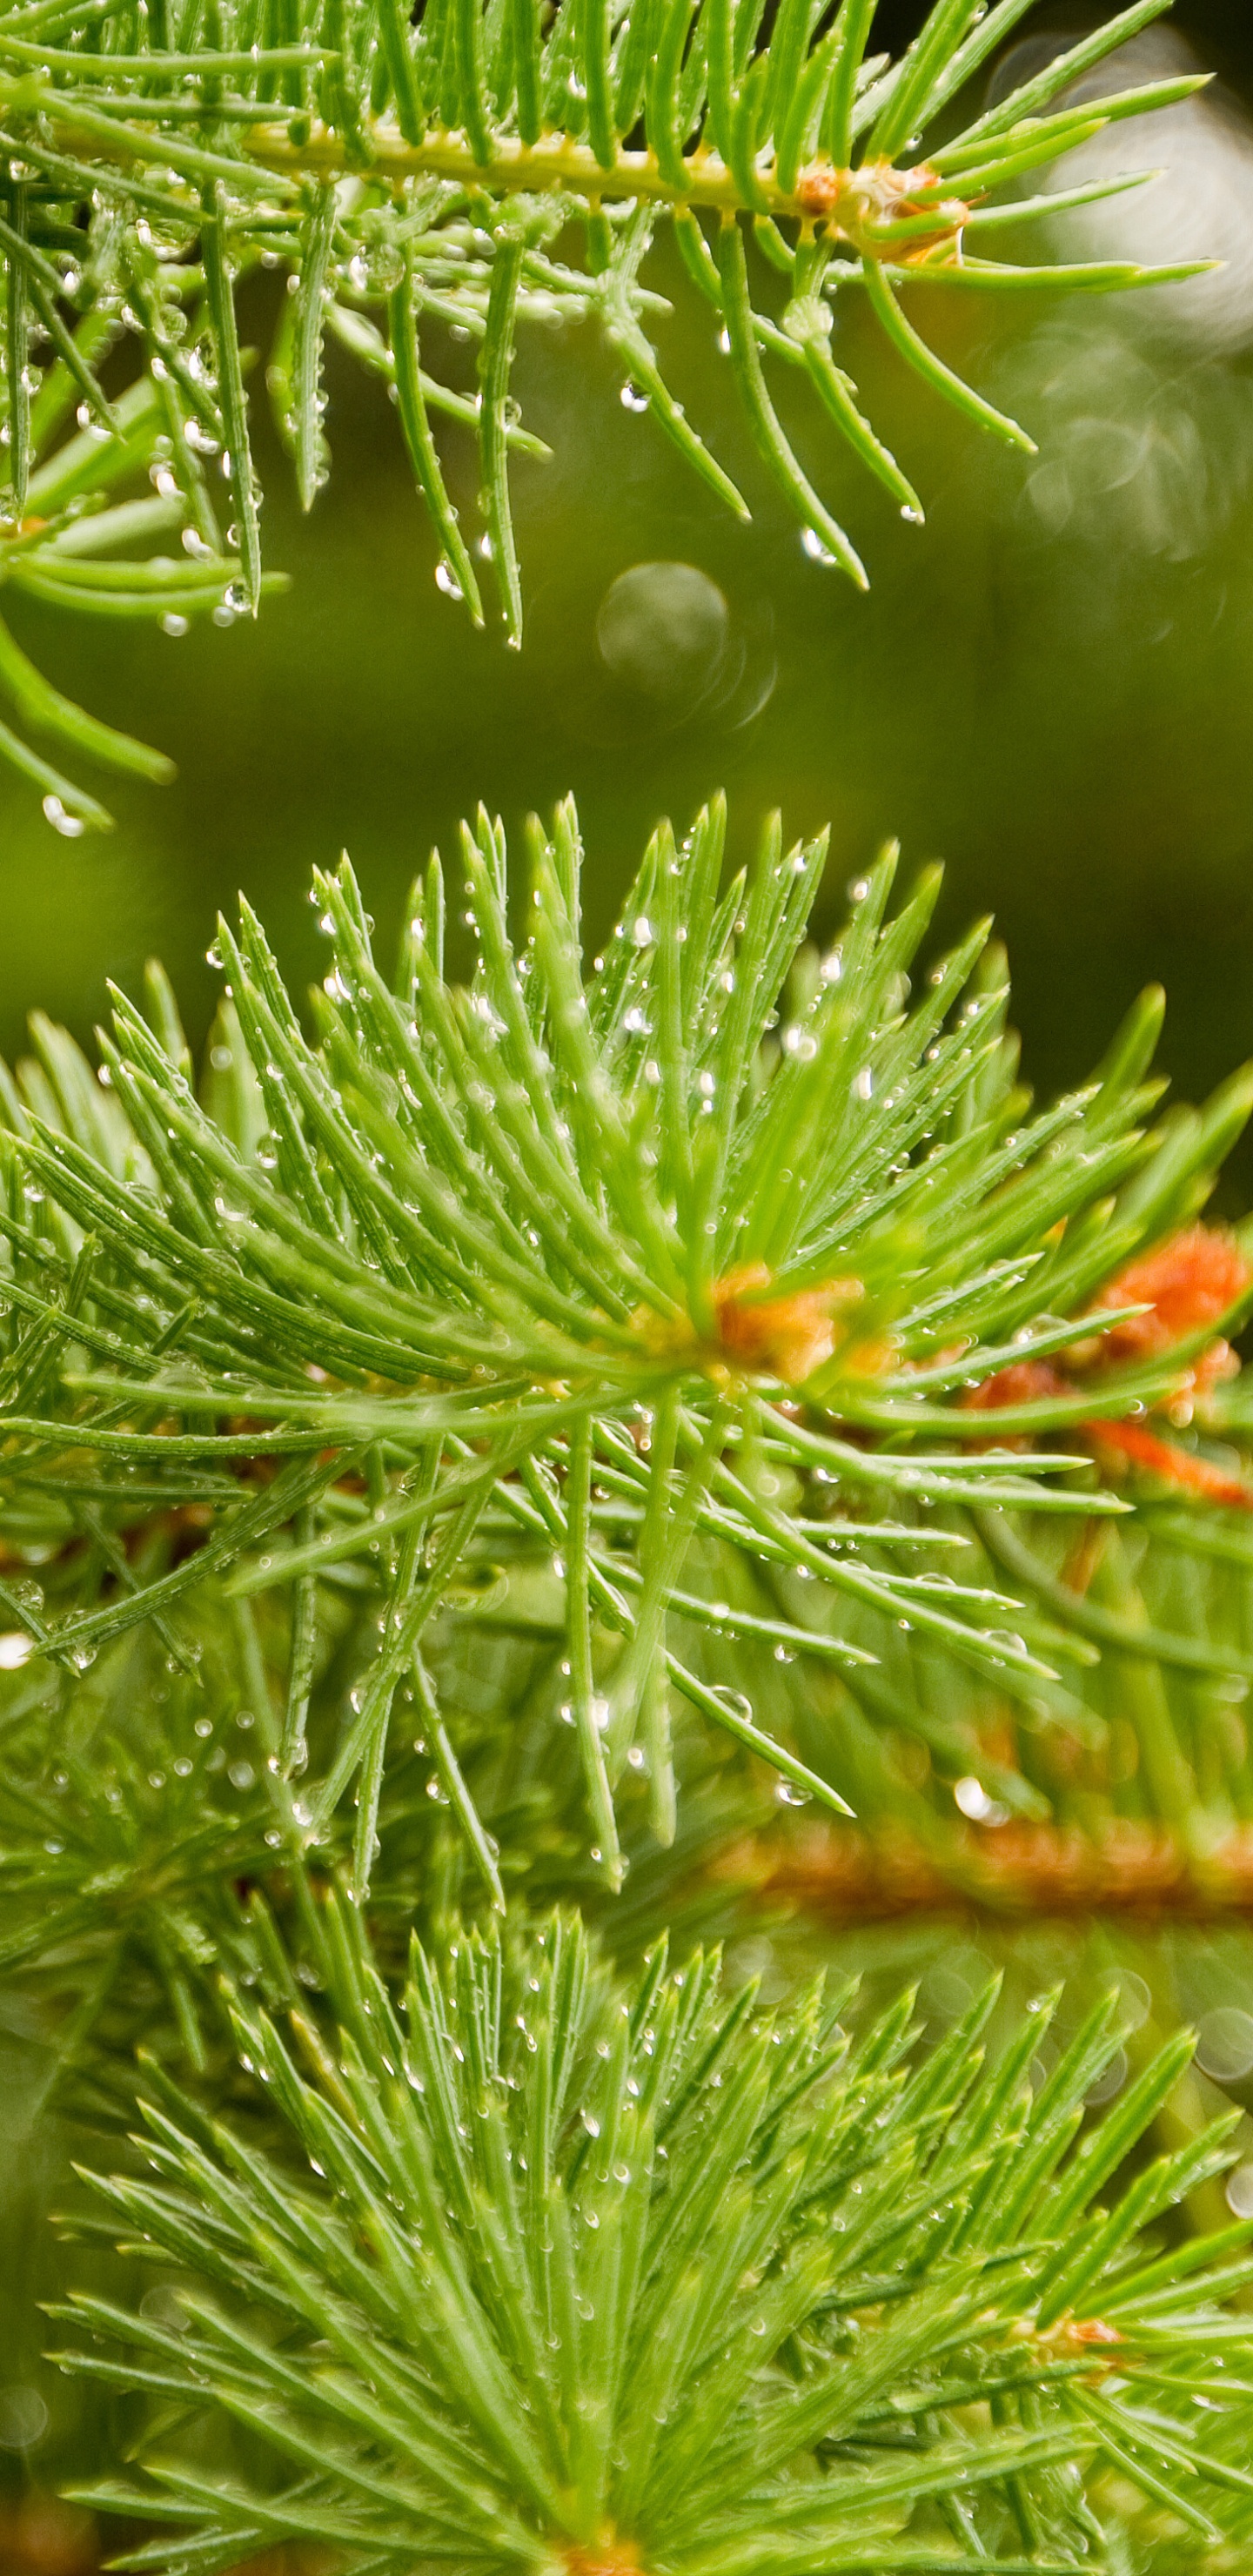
1092, 1224, 1251, 1365
711, 1264, 867, 1386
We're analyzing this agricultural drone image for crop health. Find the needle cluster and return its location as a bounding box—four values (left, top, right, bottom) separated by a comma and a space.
0, 0, 1213, 815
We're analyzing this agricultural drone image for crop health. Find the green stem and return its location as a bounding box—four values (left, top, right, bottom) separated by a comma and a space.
0, 74, 968, 234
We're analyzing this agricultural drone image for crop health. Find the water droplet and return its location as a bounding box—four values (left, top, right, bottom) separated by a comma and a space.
620, 380, 649, 411
595, 561, 729, 709
161, 611, 190, 638
0, 2388, 49, 2449
954, 1774, 997, 1821
435, 560, 463, 600
1197, 2008, 1253, 2086
42, 795, 85, 838
801, 527, 838, 566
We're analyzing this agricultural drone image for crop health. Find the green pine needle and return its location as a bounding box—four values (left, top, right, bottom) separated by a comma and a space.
0, 795, 1250, 1890
0, 0, 1215, 822
50, 1903, 1253, 2576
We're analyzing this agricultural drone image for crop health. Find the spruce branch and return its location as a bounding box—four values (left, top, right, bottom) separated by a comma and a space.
50, 1902, 1253, 2574
0, 0, 1214, 782
0, 797, 1250, 1904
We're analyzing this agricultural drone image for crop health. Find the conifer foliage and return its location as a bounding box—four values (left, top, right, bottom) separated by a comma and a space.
3, 5, 1252, 2565
50, 1907, 1253, 2574
0, 0, 1213, 813
5, 797, 1253, 1910
3, 787, 1253, 2087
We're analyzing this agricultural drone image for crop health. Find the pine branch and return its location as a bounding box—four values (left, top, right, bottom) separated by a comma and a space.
0, 796, 1250, 1914
0, 0, 1214, 815
0, 9, 1243, 2540
0, 312, 285, 825
50, 1902, 1253, 2575
0, 1560, 328, 2105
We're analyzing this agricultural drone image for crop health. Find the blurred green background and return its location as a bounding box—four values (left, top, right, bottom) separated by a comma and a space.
3, 0, 1253, 1146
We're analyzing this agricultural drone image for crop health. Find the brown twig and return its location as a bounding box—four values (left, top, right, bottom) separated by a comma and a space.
716, 1819, 1253, 1928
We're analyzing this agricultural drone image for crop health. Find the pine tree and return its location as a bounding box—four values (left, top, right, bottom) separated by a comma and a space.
2, 1, 1253, 2568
